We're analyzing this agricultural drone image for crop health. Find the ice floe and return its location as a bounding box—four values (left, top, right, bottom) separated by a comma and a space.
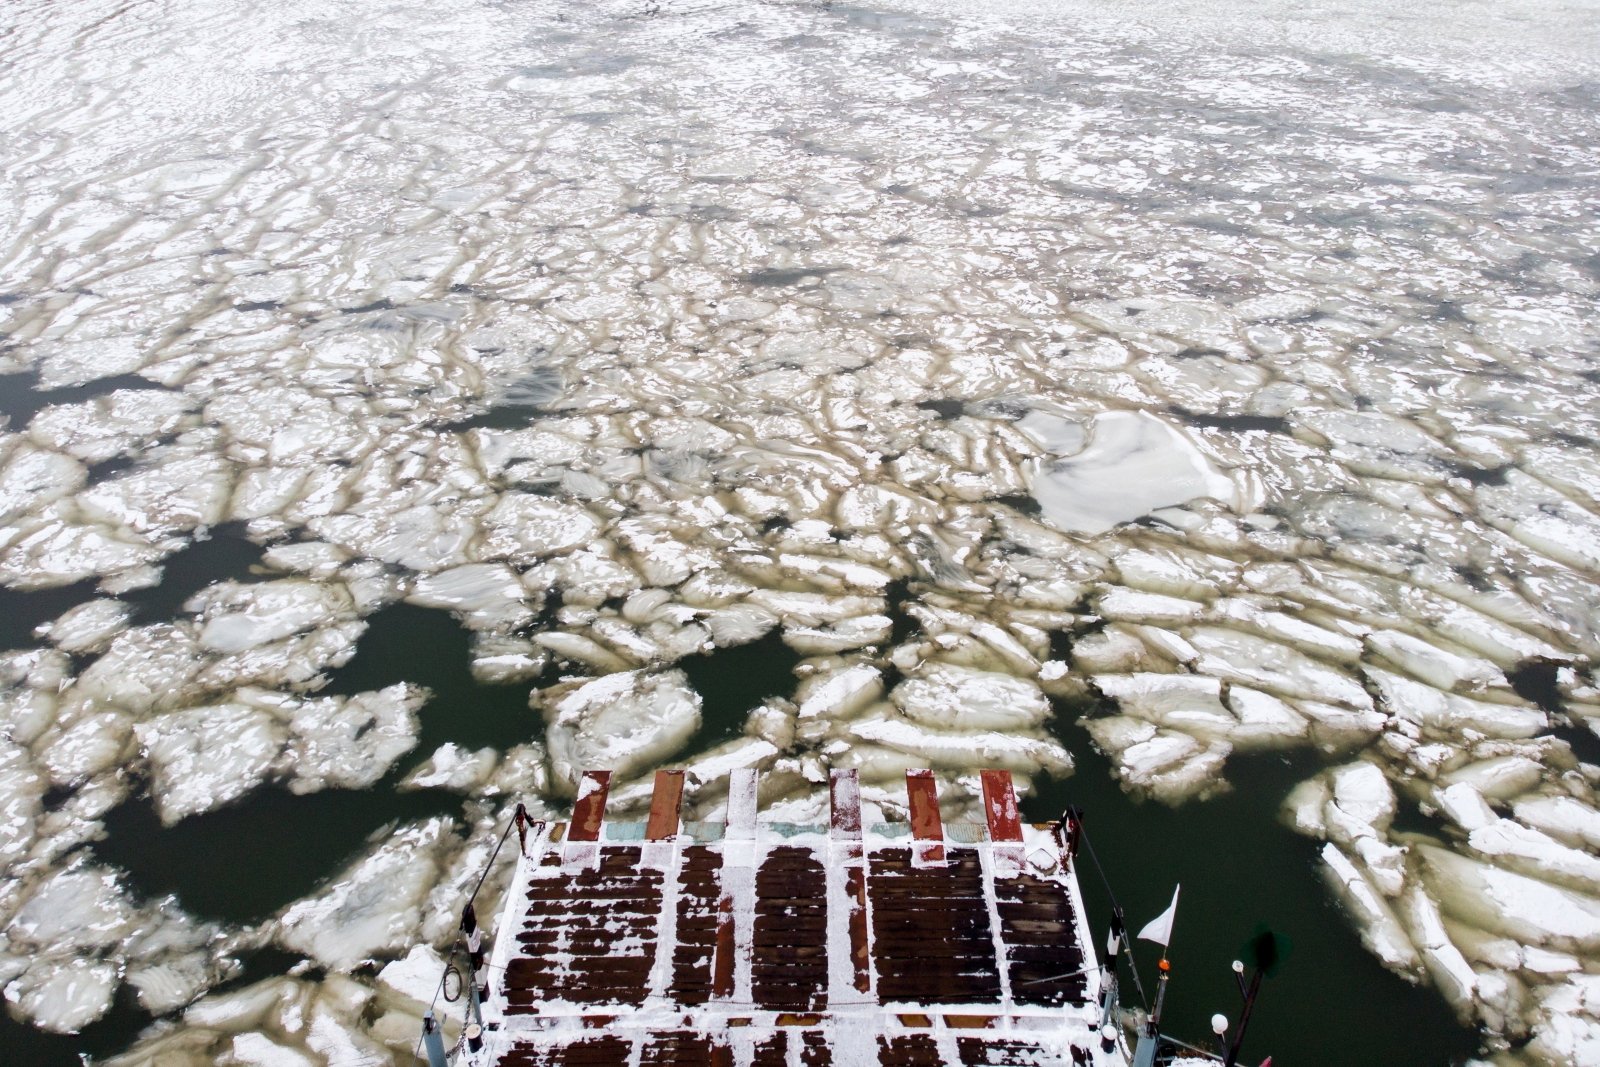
0, 860, 232, 1031
539, 669, 703, 790
277, 819, 455, 971
135, 702, 285, 824
400, 742, 498, 793
1030, 412, 1239, 535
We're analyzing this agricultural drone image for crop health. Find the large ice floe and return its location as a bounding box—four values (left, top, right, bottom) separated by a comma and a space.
0, 0, 1599, 1061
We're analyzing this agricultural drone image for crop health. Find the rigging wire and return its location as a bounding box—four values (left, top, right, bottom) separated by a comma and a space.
412, 803, 529, 1060
465, 805, 524, 912
1073, 809, 1151, 1011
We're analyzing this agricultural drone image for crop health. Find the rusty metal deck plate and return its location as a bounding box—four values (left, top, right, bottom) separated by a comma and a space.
469, 769, 1120, 1066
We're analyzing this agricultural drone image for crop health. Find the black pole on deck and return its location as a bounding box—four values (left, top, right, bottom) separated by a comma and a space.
1222, 928, 1280, 1067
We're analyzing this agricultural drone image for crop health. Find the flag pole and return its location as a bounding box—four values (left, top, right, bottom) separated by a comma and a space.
1131, 885, 1180, 1067
1132, 962, 1168, 1067
1153, 904, 1175, 1030
1148, 952, 1171, 1043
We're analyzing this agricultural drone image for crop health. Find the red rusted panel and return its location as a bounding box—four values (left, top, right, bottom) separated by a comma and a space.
846, 865, 871, 994
832, 768, 864, 863
906, 770, 942, 839
906, 769, 944, 865
569, 770, 612, 843
646, 770, 684, 841
980, 770, 1023, 843
830, 768, 862, 838
712, 893, 736, 998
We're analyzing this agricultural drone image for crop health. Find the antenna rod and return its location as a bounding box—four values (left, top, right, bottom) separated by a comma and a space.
1223, 964, 1265, 1067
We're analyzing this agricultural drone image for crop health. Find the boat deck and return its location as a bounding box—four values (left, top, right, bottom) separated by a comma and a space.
465, 768, 1121, 1066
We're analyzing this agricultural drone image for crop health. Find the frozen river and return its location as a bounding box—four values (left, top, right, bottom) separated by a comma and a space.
2, 0, 1599, 1062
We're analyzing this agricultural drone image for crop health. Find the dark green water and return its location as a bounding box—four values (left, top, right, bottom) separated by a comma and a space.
1024, 724, 1481, 1066
97, 603, 537, 924
0, 523, 268, 651
1, 588, 1485, 1064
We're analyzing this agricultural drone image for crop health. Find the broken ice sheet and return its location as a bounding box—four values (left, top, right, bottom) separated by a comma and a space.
1, 860, 234, 1031
1027, 411, 1240, 535
538, 669, 703, 791
275, 819, 455, 971
120, 680, 426, 826
2, 0, 1600, 1060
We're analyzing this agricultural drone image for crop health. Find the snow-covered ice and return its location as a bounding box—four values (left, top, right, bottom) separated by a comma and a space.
1031, 412, 1239, 535
539, 669, 703, 790
0, 0, 1596, 1060
276, 819, 454, 971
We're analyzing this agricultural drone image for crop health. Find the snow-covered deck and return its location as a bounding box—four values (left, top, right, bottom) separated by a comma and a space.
463, 768, 1122, 1066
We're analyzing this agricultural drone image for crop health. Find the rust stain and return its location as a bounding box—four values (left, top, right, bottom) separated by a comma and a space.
905, 769, 944, 865
847, 865, 871, 994
830, 768, 862, 836
645, 770, 684, 841
569, 770, 612, 843
712, 893, 736, 998
979, 769, 1023, 842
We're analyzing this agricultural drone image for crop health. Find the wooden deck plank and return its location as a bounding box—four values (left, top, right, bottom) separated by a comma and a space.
846, 864, 871, 995
711, 893, 735, 998
878, 1034, 942, 1066
751, 845, 828, 1011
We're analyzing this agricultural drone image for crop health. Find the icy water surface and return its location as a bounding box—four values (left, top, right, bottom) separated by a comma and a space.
2, 0, 1600, 1063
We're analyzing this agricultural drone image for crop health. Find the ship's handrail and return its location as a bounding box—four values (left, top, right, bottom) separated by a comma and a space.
412, 802, 532, 1064
1069, 803, 1150, 1012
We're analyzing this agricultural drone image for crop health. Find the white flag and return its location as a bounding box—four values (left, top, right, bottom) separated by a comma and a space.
1137, 885, 1181, 948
